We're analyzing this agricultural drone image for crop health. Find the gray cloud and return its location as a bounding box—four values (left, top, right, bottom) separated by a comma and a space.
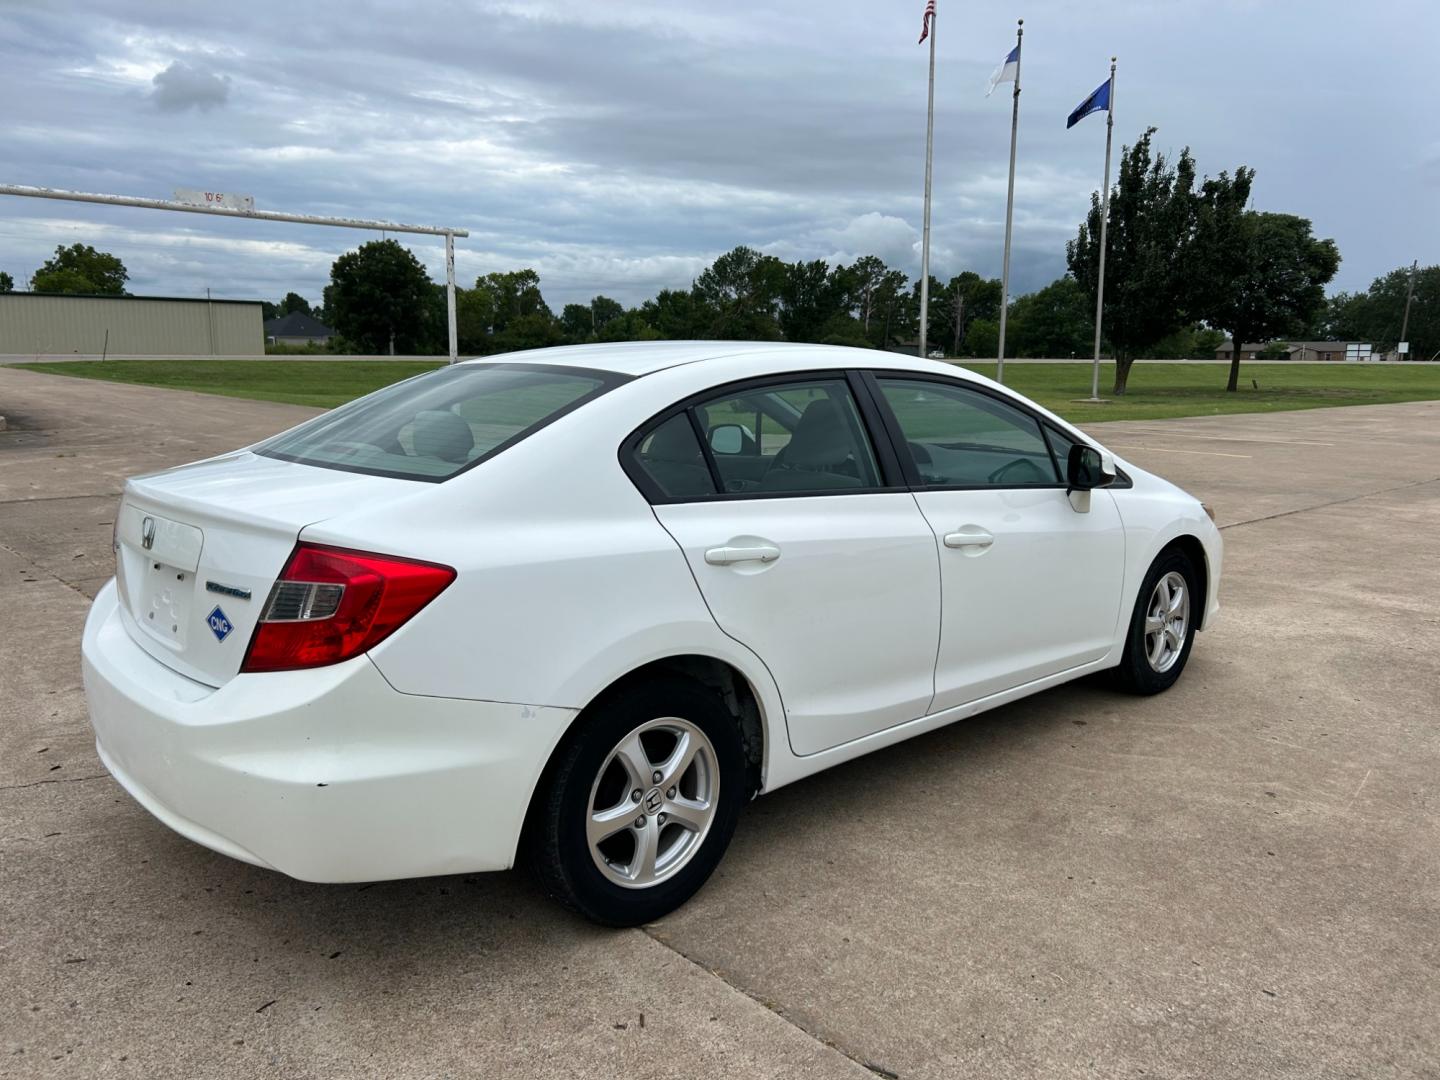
150, 60, 230, 112
0, 0, 1434, 309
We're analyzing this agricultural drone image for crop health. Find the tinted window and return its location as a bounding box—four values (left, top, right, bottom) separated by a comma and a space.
256, 364, 620, 481
877, 378, 1059, 487
633, 414, 717, 498
1042, 424, 1080, 481
692, 378, 881, 494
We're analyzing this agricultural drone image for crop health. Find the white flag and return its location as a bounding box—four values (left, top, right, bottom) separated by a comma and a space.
987, 43, 1020, 97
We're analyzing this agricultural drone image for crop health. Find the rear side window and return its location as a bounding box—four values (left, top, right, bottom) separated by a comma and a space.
877, 377, 1060, 487
256, 363, 623, 481
693, 378, 881, 494
633, 414, 717, 499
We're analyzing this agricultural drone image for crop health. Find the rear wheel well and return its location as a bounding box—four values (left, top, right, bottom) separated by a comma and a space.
1160, 535, 1208, 623
519, 656, 766, 861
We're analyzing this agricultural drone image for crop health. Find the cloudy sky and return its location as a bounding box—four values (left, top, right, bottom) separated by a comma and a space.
0, 0, 1435, 309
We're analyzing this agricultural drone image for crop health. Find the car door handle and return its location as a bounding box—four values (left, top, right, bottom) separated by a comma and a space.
704, 543, 781, 566
943, 528, 994, 550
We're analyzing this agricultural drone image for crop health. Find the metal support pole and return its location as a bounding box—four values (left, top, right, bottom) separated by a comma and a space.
918, 11, 937, 358
445, 231, 458, 364
1399, 259, 1418, 355
1089, 59, 1117, 400
0, 184, 469, 360
996, 19, 1023, 385
0, 184, 467, 238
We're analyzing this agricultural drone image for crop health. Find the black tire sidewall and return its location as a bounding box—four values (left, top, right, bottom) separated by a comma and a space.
540, 678, 747, 926
1118, 550, 1199, 694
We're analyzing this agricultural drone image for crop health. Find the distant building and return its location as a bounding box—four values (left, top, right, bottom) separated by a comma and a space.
264, 312, 335, 347
1215, 340, 1366, 362
0, 292, 263, 356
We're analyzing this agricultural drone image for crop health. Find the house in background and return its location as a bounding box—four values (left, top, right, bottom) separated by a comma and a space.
1215, 340, 1368, 362
265, 311, 335, 347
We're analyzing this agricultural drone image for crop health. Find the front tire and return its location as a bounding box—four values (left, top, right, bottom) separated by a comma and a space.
1112, 549, 1199, 695
529, 678, 746, 926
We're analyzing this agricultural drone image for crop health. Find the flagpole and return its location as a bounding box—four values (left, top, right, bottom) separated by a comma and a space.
1088, 56, 1116, 401
995, 19, 1023, 385
918, 6, 936, 358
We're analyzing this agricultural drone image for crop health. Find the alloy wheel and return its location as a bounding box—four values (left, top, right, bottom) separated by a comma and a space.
586, 717, 719, 889
1144, 570, 1190, 673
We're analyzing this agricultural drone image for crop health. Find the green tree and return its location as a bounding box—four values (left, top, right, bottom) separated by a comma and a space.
0, 270, 13, 292
640, 288, 710, 339
473, 269, 550, 333
1196, 211, 1340, 391
1325, 264, 1439, 361
30, 243, 129, 295
778, 259, 841, 342
455, 285, 496, 353
1068, 129, 1197, 393
692, 246, 784, 339
870, 269, 912, 349
590, 295, 623, 332
839, 255, 890, 335
1006, 276, 1093, 358
934, 272, 1001, 356
559, 302, 593, 342
328, 239, 435, 354
597, 309, 663, 343
280, 291, 313, 318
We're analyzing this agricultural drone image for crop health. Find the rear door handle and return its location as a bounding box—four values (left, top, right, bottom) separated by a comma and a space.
705, 543, 781, 566
943, 528, 994, 550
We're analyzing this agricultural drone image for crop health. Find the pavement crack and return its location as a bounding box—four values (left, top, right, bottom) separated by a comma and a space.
0, 773, 108, 792
1220, 476, 1440, 531
641, 927, 888, 1078
0, 491, 120, 507
0, 539, 100, 600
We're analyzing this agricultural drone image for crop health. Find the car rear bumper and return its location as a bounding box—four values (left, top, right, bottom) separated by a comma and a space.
82, 579, 577, 882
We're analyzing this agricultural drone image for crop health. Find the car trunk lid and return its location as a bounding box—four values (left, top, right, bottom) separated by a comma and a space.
114, 451, 425, 687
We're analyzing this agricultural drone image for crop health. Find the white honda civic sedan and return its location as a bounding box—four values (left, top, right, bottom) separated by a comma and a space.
83, 342, 1221, 925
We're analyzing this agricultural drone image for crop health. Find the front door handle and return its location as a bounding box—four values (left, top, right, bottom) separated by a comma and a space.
943, 527, 994, 550
705, 543, 781, 566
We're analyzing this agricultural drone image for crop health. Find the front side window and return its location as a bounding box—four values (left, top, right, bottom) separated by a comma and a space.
257, 363, 621, 481
877, 378, 1059, 488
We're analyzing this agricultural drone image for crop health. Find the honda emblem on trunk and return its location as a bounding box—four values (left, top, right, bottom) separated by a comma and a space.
141, 516, 156, 551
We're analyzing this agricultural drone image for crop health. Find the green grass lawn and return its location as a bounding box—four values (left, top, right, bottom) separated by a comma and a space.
10, 359, 445, 408
958, 362, 1440, 423
10, 357, 1440, 423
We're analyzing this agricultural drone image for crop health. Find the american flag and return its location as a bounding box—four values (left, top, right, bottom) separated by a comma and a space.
918, 0, 935, 44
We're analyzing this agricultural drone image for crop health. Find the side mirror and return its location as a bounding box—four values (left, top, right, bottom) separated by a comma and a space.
1067, 444, 1116, 490
709, 424, 745, 455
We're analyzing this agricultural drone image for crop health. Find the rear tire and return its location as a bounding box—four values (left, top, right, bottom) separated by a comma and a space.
529, 677, 746, 926
1111, 549, 1200, 695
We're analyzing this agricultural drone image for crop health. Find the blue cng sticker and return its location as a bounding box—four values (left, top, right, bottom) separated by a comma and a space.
207, 606, 234, 642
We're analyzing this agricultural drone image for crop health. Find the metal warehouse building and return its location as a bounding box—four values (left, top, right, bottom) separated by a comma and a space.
0, 292, 264, 357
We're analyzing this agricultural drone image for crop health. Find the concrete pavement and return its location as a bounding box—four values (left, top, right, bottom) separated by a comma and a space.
1, 366, 1437, 1079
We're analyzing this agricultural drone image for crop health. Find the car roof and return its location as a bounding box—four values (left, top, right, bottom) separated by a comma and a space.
457, 340, 980, 380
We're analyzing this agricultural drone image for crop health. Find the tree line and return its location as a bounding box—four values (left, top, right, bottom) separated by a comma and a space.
7, 126, 1432, 378
312, 240, 1235, 367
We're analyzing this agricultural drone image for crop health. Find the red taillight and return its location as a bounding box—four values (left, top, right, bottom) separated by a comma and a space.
241, 544, 455, 673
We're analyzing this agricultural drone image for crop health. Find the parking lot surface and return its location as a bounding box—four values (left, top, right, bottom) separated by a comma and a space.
2, 366, 1437, 1079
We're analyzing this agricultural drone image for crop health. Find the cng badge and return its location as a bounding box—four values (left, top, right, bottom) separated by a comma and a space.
207, 606, 234, 643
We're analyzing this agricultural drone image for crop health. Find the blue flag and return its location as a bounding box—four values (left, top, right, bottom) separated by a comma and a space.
1067, 78, 1111, 128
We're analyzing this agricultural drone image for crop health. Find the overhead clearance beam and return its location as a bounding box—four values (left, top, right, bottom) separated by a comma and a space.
0, 184, 470, 362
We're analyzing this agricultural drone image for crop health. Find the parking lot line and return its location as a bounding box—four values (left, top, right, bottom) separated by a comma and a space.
1108, 443, 1252, 458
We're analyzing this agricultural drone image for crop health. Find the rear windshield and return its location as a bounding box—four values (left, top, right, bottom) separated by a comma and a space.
255, 363, 625, 481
